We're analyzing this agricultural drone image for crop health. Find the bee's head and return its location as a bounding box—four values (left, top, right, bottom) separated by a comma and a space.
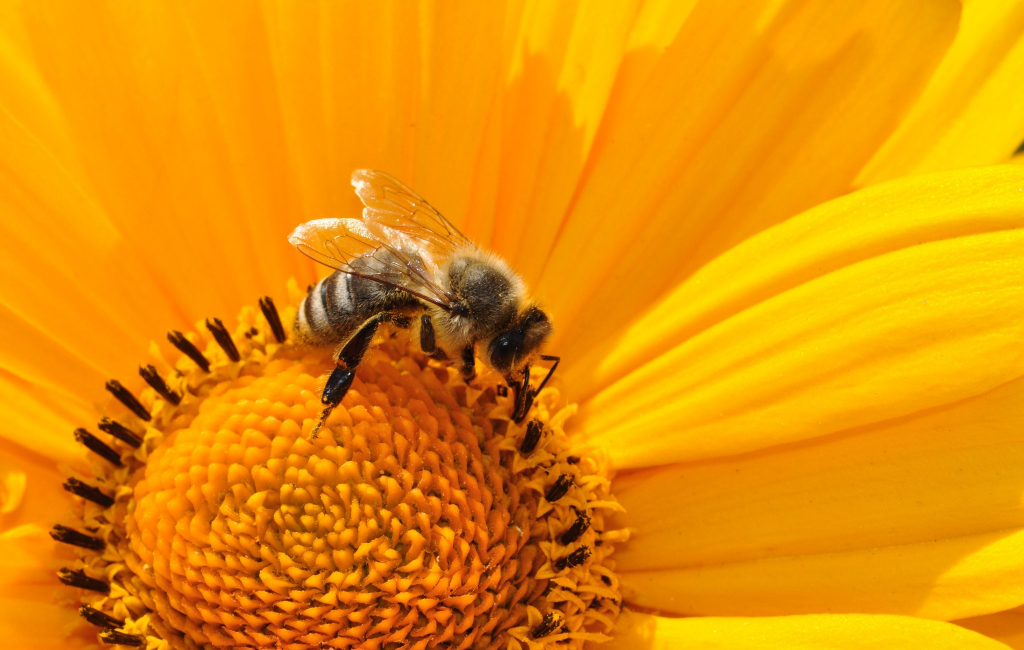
486, 305, 552, 376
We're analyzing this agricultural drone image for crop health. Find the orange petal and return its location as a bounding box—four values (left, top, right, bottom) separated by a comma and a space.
607, 610, 1012, 650
0, 440, 73, 531
958, 609, 1024, 650
0, 102, 183, 401
581, 166, 1024, 469
858, 0, 1024, 185
0, 525, 93, 648
536, 0, 959, 370
262, 2, 513, 247
1, 2, 299, 317
612, 374, 1024, 619
0, 371, 86, 464
488, 0, 642, 283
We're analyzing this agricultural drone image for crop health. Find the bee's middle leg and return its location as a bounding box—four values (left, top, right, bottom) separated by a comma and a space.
419, 313, 449, 361
419, 314, 436, 354
312, 313, 387, 437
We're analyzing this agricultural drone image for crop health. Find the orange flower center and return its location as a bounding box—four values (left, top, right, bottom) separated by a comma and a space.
57, 290, 625, 650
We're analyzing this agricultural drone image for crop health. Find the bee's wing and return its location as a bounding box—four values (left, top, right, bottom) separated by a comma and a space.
351, 169, 474, 257
288, 218, 456, 310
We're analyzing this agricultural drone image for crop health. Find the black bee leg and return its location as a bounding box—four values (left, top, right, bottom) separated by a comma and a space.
460, 344, 476, 382
511, 364, 532, 424
311, 314, 387, 438
420, 314, 436, 354
510, 356, 560, 424
534, 354, 561, 395
323, 365, 356, 401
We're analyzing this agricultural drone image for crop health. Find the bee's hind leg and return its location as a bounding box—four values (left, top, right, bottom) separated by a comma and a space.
311, 313, 388, 438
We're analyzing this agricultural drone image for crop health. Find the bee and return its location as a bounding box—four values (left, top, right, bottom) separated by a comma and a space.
289, 169, 559, 434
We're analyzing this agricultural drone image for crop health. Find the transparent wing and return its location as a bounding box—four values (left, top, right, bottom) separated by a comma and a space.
288, 218, 456, 309
351, 169, 473, 257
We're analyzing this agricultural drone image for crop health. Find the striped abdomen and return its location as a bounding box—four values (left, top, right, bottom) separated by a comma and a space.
295, 269, 419, 346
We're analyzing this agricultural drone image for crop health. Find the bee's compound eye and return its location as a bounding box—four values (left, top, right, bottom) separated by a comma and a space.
488, 330, 523, 373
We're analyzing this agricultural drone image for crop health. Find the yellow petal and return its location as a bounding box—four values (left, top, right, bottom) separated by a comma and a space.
958, 609, 1024, 649
582, 166, 1024, 469
570, 164, 1024, 402
621, 526, 1024, 622
607, 610, 1012, 650
858, 0, 1024, 185
537, 0, 959, 369
612, 374, 1024, 619
489, 0, 700, 257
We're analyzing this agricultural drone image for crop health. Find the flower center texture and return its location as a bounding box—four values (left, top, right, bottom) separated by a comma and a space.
56, 286, 625, 650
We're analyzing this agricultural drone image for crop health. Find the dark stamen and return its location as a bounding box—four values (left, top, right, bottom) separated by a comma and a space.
520, 420, 543, 455
62, 478, 114, 508
50, 525, 105, 551
496, 385, 508, 397
57, 568, 109, 593
545, 473, 573, 502
100, 630, 146, 647
559, 510, 591, 545
600, 575, 612, 586
80, 605, 124, 629
97, 417, 142, 449
566, 456, 580, 465
259, 296, 286, 343
167, 330, 210, 372
138, 365, 181, 406
531, 612, 562, 639
104, 380, 151, 422
205, 317, 240, 362
74, 429, 122, 467
553, 545, 591, 571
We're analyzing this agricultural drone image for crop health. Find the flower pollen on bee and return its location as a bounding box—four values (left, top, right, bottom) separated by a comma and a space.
55, 282, 627, 650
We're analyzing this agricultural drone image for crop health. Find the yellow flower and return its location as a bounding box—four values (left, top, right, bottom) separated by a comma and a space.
3, 1, 1024, 648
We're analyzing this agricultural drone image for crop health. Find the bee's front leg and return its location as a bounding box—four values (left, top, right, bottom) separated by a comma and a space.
510, 364, 531, 424
311, 313, 386, 438
508, 355, 559, 424
460, 344, 476, 382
